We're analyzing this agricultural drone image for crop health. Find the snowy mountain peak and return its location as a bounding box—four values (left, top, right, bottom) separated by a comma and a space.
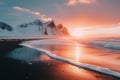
0, 19, 70, 37
0, 22, 13, 31
29, 19, 43, 26
57, 24, 63, 29
47, 21, 56, 28
18, 20, 43, 28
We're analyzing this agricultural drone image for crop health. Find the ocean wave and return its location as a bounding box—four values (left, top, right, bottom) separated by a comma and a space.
18, 39, 120, 79
86, 38, 120, 51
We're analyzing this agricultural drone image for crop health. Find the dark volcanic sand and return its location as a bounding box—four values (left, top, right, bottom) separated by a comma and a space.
0, 41, 117, 80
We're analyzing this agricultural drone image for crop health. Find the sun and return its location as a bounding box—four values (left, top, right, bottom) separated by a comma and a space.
69, 28, 84, 38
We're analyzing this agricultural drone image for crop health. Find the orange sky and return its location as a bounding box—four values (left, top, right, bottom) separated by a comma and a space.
1, 0, 120, 37
53, 0, 120, 29
1, 0, 120, 28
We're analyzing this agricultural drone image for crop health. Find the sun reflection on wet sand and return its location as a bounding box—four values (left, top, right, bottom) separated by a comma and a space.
75, 46, 81, 62
36, 45, 82, 63
45, 60, 114, 80
39, 54, 51, 62
80, 46, 120, 72
18, 39, 117, 80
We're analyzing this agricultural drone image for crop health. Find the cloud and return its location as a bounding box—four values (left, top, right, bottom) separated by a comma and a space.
13, 6, 52, 22
66, 0, 96, 6
79, 0, 96, 4
65, 0, 78, 6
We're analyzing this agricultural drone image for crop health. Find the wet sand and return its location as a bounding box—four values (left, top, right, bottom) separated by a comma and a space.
0, 40, 118, 80
80, 46, 120, 72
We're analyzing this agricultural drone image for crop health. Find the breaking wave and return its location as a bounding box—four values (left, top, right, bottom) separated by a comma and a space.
17, 39, 120, 79
86, 38, 120, 51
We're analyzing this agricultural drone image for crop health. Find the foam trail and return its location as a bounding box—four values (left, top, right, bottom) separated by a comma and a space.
20, 43, 120, 79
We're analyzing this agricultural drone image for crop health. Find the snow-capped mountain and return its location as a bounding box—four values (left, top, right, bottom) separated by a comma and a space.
0, 20, 70, 37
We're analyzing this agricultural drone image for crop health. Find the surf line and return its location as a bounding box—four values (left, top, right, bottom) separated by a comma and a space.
20, 43, 120, 79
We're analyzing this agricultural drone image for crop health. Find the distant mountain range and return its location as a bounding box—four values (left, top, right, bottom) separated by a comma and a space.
0, 20, 70, 37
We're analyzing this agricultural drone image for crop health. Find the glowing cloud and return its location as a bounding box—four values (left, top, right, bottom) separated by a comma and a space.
13, 6, 52, 22
65, 0, 78, 6
66, 0, 96, 6
79, 0, 96, 4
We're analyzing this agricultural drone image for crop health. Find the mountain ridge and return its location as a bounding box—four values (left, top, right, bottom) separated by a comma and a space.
0, 19, 70, 37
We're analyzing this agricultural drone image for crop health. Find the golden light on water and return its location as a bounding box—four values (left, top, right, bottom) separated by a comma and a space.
69, 27, 85, 38
37, 43, 82, 63
75, 46, 81, 62
39, 54, 51, 62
